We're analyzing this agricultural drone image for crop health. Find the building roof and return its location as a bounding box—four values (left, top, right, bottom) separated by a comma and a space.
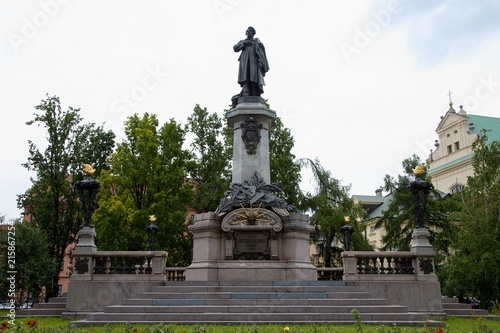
467, 114, 500, 143
366, 194, 393, 220
352, 193, 393, 220
352, 195, 386, 204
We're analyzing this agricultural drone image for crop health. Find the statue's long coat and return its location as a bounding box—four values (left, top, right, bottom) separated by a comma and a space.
233, 38, 269, 95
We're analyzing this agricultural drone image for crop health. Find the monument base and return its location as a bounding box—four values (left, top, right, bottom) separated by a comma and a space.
187, 260, 316, 282
185, 212, 316, 281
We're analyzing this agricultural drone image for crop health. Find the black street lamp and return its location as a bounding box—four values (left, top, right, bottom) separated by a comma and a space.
340, 216, 354, 251
409, 165, 434, 229
74, 164, 101, 228
145, 215, 160, 251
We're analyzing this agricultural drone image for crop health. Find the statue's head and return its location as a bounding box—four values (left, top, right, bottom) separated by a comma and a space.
246, 26, 256, 36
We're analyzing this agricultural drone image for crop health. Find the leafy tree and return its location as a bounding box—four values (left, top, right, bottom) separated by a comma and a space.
300, 158, 371, 267
1, 222, 55, 305
374, 154, 452, 251
185, 105, 232, 213
269, 117, 302, 208
441, 132, 500, 308
94, 113, 193, 266
17, 95, 115, 299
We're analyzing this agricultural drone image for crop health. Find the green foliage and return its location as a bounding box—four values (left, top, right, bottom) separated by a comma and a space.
375, 155, 452, 252
2, 317, 500, 333
17, 95, 115, 298
350, 309, 363, 333
441, 133, 500, 308
0, 222, 55, 305
185, 104, 231, 213
269, 117, 302, 208
301, 158, 371, 267
94, 113, 193, 266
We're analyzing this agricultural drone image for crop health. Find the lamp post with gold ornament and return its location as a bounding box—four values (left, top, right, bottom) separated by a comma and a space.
340, 216, 354, 251
73, 163, 100, 253
144, 215, 160, 274
145, 215, 160, 251
409, 165, 434, 229
74, 164, 101, 228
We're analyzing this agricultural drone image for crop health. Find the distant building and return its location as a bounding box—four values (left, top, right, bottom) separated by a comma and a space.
353, 103, 500, 250
352, 190, 390, 251
428, 103, 500, 193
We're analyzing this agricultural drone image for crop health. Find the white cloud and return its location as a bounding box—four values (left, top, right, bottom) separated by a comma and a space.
1, 0, 500, 220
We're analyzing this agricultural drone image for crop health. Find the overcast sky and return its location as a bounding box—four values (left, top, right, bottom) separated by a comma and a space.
2, 1, 500, 222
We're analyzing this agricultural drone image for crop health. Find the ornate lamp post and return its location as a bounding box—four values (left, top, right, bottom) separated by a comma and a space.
409, 165, 434, 229
74, 164, 101, 227
145, 215, 160, 251
144, 215, 160, 274
73, 163, 100, 253
340, 216, 354, 251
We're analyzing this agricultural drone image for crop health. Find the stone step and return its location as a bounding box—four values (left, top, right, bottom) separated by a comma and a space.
82, 312, 429, 324
442, 308, 489, 316
151, 285, 357, 293
16, 308, 66, 317
15, 297, 67, 318
122, 297, 392, 306
441, 297, 457, 304
70, 280, 443, 327
30, 303, 66, 309
45, 297, 67, 304
163, 280, 346, 287
138, 291, 375, 300
103, 304, 409, 314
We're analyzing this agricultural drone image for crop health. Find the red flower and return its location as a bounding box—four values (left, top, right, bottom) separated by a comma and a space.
27, 320, 38, 328
0, 322, 8, 331
133, 328, 138, 333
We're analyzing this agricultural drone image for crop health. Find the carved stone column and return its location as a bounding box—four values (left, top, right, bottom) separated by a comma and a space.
226, 97, 276, 184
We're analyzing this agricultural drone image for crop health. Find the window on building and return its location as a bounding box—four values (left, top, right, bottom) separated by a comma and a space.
454, 141, 460, 151
447, 145, 452, 154
369, 226, 376, 234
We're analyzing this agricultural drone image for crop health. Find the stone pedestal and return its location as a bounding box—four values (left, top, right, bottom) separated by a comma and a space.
73, 226, 97, 253
185, 211, 316, 281
226, 98, 276, 184
411, 227, 435, 254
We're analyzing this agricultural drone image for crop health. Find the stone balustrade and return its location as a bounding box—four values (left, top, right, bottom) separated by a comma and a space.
342, 250, 437, 281
72, 251, 167, 279
165, 267, 186, 281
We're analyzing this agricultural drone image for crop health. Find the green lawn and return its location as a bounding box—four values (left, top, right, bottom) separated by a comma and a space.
0, 316, 499, 333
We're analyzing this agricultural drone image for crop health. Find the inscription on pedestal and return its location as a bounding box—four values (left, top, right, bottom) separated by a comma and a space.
234, 231, 270, 260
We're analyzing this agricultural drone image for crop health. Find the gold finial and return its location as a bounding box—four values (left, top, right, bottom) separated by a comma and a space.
344, 216, 350, 223
412, 165, 427, 176
82, 163, 95, 175
149, 215, 157, 222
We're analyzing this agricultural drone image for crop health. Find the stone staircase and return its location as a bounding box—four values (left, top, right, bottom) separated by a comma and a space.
441, 297, 497, 319
16, 297, 66, 317
70, 281, 442, 326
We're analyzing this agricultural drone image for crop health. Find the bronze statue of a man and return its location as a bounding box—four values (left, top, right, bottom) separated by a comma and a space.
232, 26, 269, 102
